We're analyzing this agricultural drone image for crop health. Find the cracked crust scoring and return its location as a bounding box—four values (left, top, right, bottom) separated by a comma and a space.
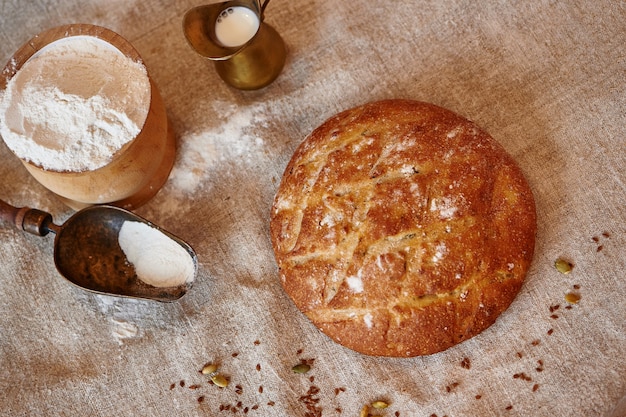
270, 99, 537, 357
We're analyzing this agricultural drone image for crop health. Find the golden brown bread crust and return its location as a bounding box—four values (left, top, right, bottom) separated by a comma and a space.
270, 99, 537, 357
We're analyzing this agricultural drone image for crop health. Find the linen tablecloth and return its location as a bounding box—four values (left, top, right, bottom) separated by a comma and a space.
1, 1, 624, 416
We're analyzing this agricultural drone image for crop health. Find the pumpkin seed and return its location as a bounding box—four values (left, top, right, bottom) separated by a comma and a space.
292, 363, 311, 374
371, 400, 389, 409
211, 373, 229, 387
554, 258, 573, 274
201, 363, 218, 375
565, 292, 581, 304
359, 404, 370, 417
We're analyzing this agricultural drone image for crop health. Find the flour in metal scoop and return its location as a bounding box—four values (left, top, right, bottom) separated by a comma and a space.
118, 221, 195, 288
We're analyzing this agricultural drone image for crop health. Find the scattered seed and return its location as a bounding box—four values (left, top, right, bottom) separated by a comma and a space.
531, 339, 541, 346
267, 401, 275, 406
475, 394, 482, 400
554, 258, 573, 274
533, 383, 540, 392
292, 363, 311, 374
298, 384, 323, 415
296, 348, 304, 355
258, 385, 264, 393
189, 384, 201, 390
461, 357, 471, 369
602, 232, 610, 238
197, 396, 205, 403
254, 340, 260, 345
550, 314, 559, 319
169, 383, 176, 390
360, 405, 370, 417
372, 400, 389, 409
565, 292, 581, 304
201, 364, 218, 375
505, 405, 513, 410
211, 373, 229, 388
179, 380, 185, 387
256, 363, 261, 371
597, 245, 604, 252
547, 328, 554, 335
445, 382, 460, 392
231, 352, 239, 358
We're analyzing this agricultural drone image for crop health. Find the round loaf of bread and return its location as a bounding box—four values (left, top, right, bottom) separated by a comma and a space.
270, 99, 536, 357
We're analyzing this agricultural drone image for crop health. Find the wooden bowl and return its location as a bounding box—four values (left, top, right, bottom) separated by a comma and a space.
0, 24, 176, 210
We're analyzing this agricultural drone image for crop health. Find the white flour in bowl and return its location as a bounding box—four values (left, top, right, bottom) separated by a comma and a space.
118, 221, 196, 288
0, 35, 150, 172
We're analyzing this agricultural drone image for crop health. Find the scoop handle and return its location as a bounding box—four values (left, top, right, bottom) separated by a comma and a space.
0, 199, 54, 236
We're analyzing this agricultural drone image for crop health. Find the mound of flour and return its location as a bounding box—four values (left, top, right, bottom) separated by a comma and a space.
0, 35, 150, 172
118, 221, 196, 288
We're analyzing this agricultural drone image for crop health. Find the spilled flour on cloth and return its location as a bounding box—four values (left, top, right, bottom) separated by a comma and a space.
111, 318, 139, 344
168, 100, 268, 194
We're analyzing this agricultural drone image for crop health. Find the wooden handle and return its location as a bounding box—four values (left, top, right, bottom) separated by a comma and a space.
0, 199, 24, 228
0, 199, 54, 236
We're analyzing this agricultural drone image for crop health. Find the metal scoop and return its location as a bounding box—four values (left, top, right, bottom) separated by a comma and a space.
0, 199, 197, 302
